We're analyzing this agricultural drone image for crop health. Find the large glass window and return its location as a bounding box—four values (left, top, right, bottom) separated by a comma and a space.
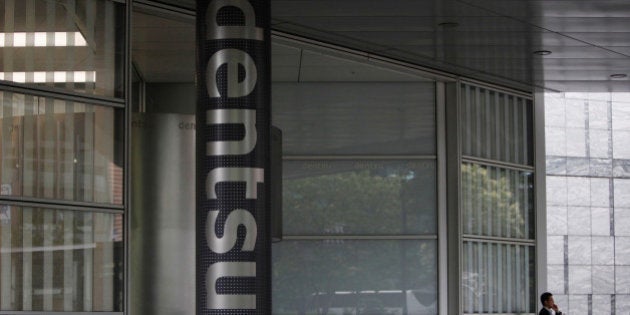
459, 83, 536, 314
0, 205, 122, 311
284, 160, 436, 236
0, 0, 125, 98
462, 241, 534, 313
462, 163, 534, 240
274, 82, 435, 156
272, 40, 438, 315
0, 0, 126, 313
0, 91, 123, 205
274, 240, 437, 315
461, 84, 534, 166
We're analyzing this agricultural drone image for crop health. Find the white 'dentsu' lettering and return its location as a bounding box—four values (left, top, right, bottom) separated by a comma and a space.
206, 0, 264, 41
207, 167, 264, 200
207, 209, 257, 254
207, 49, 258, 98
207, 261, 256, 309
207, 109, 257, 155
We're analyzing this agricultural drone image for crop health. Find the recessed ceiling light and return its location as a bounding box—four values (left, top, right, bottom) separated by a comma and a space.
438, 22, 459, 28
610, 73, 627, 79
533, 50, 552, 56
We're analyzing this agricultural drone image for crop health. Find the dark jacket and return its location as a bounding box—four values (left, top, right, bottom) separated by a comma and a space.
539, 308, 562, 315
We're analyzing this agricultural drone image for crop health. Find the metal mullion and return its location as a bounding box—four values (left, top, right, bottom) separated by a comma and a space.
462, 235, 535, 246
488, 243, 494, 313
124, 0, 132, 314
514, 246, 527, 310
523, 167, 530, 239
474, 86, 481, 158
437, 81, 448, 315
466, 241, 473, 312
283, 155, 437, 160
513, 96, 520, 165
475, 163, 482, 237
0, 197, 124, 213
485, 89, 491, 159
506, 244, 512, 312
523, 99, 529, 166
459, 78, 533, 101
486, 164, 492, 237
23, 207, 33, 310
42, 210, 54, 310
524, 247, 531, 312
494, 91, 500, 165
0, 312, 123, 315
62, 211, 74, 310
511, 169, 518, 239
464, 84, 471, 157
461, 164, 468, 235
504, 94, 512, 163
462, 156, 534, 172
0, 81, 125, 109
282, 235, 437, 241
476, 240, 483, 312
497, 244, 503, 312
272, 31, 457, 84
133, 0, 195, 18
446, 81, 462, 315
534, 91, 546, 299
0, 203, 11, 309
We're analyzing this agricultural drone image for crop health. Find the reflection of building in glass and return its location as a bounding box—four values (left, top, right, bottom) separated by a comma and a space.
545, 92, 630, 314
1, 0, 629, 314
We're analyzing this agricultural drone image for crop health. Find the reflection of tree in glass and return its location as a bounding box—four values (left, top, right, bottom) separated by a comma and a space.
283, 162, 435, 236
460, 163, 535, 313
461, 163, 532, 239
273, 241, 436, 315
275, 162, 437, 314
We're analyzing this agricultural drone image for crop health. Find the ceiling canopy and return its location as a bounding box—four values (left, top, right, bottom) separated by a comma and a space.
147, 0, 630, 92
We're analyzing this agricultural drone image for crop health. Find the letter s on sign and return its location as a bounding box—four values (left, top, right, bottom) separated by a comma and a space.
206, 209, 257, 254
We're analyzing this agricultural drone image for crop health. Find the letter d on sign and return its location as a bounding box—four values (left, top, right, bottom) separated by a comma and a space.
197, 0, 271, 314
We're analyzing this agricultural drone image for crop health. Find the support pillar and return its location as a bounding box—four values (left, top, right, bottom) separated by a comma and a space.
196, 0, 271, 314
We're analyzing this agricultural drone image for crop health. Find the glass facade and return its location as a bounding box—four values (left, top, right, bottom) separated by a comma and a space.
0, 0, 125, 312
460, 83, 536, 314
0, 0, 125, 98
0, 206, 122, 311
272, 41, 439, 315
0, 2, 546, 314
273, 240, 437, 315
0, 91, 123, 204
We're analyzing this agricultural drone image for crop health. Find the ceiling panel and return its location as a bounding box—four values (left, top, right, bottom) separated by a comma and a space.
136, 0, 630, 92
271, 0, 630, 91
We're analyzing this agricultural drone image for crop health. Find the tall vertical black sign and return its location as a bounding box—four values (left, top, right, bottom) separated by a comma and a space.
196, 0, 271, 314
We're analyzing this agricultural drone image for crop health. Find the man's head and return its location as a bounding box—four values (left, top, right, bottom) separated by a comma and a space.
540, 292, 555, 308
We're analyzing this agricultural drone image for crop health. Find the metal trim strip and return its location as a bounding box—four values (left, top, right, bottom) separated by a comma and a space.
0, 196, 125, 213
283, 155, 437, 160
282, 235, 438, 241
462, 235, 536, 246
462, 155, 535, 172
0, 80, 125, 108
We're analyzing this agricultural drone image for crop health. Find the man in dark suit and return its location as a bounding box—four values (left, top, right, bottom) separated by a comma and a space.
539, 292, 562, 315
